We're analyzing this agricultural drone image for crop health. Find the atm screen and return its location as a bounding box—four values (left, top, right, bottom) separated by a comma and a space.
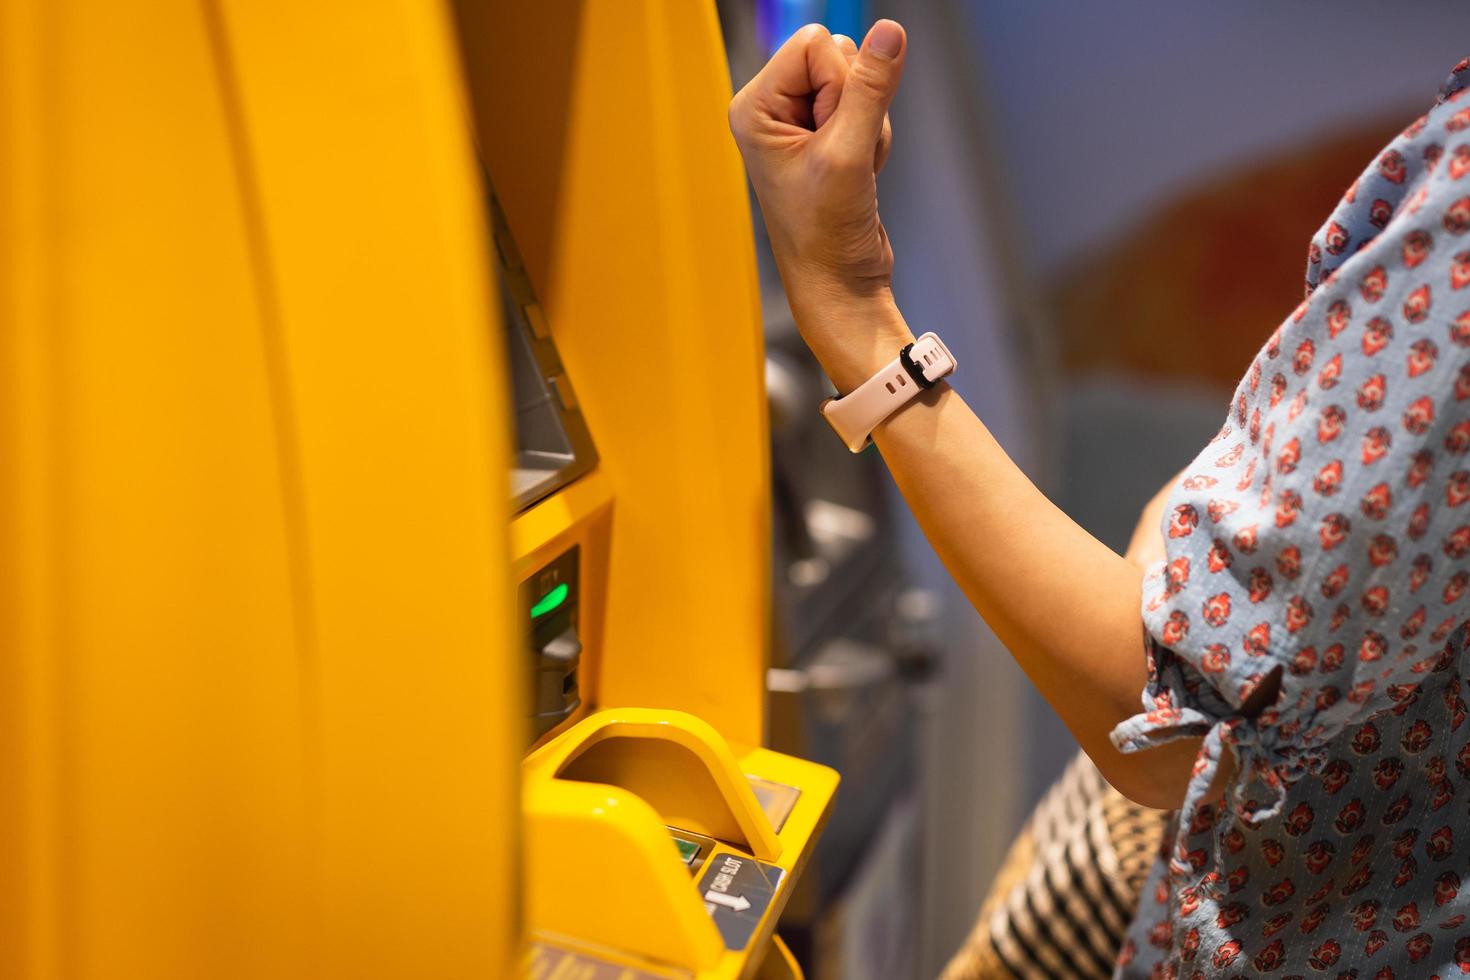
489, 192, 597, 513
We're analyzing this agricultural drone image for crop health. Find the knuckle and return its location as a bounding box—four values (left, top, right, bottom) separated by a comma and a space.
727, 94, 750, 140
846, 59, 888, 96
795, 22, 830, 45
809, 142, 857, 178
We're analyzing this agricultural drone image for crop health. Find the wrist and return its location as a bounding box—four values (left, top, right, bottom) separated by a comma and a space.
786, 285, 915, 393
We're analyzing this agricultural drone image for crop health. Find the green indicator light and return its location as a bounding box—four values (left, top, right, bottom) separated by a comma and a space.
672, 837, 700, 865
530, 582, 570, 619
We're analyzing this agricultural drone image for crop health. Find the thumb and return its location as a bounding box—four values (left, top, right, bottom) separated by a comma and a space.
828, 20, 905, 159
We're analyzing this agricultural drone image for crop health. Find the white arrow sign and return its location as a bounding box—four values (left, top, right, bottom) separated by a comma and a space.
705, 890, 751, 913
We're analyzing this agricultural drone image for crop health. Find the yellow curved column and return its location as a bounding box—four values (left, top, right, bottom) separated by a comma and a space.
0, 0, 518, 976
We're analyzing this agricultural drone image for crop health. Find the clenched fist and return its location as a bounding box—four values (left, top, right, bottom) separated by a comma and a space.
728, 20, 913, 392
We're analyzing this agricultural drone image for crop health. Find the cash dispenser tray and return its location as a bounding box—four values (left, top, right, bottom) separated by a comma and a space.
522, 708, 838, 979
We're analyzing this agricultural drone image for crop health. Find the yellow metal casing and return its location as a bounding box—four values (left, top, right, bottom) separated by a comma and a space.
755, 936, 803, 980
1, 1, 518, 976
522, 708, 837, 978
452, 1, 835, 975
458, 0, 772, 746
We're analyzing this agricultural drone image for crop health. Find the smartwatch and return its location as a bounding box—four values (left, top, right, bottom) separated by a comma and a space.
820, 332, 957, 452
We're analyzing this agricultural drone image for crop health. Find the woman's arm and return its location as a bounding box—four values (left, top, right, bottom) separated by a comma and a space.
843, 301, 1202, 808
730, 21, 1200, 808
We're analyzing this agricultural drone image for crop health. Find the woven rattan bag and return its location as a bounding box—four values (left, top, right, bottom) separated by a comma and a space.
941, 751, 1172, 979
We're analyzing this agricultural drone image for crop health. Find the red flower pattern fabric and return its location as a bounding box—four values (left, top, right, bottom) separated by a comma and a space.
1112, 60, 1470, 978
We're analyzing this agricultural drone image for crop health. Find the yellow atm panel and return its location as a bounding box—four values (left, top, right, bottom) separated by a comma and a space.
455, 1, 839, 976
469, 0, 773, 745
2, 1, 518, 977
4, 0, 834, 976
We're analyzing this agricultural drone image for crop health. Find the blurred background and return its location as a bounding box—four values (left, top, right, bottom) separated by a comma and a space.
718, 1, 1470, 976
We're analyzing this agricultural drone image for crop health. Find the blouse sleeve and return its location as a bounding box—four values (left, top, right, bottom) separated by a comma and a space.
1111, 84, 1470, 832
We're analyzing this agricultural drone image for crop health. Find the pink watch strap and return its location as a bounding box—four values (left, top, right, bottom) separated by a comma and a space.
820, 332, 957, 452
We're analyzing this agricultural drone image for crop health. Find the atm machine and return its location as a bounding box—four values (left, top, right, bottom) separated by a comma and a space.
455, 3, 839, 976
5, 1, 831, 977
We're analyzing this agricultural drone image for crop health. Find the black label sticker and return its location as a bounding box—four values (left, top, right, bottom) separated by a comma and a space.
695, 851, 785, 950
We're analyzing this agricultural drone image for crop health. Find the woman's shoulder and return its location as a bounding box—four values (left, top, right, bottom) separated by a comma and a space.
1300, 57, 1470, 302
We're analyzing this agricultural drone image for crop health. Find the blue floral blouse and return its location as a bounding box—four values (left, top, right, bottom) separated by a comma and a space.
1112, 59, 1470, 978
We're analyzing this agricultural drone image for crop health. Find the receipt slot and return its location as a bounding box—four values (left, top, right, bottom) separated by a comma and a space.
524, 546, 584, 741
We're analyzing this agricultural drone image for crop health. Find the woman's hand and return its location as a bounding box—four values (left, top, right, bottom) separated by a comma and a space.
728, 21, 912, 391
